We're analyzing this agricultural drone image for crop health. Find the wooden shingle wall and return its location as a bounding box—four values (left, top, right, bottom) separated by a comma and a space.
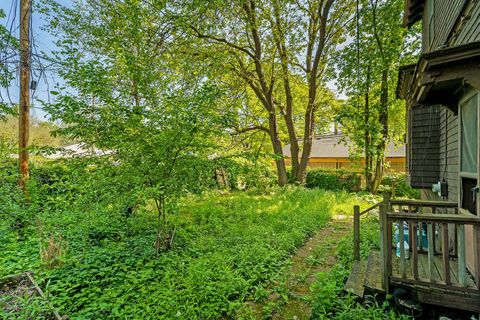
409, 105, 442, 188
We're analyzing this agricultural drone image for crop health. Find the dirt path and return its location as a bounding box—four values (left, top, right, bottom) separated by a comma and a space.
242, 215, 352, 320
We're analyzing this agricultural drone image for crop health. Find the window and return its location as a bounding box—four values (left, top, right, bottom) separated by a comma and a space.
428, 0, 435, 47
460, 92, 479, 214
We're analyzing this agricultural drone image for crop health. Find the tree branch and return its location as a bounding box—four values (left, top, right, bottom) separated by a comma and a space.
233, 125, 270, 135
370, 0, 385, 60
189, 25, 256, 59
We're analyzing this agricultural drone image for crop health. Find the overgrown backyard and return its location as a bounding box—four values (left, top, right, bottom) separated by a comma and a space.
0, 159, 413, 319
0, 0, 440, 318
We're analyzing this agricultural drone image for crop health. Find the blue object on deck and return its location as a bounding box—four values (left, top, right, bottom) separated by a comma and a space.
394, 222, 428, 258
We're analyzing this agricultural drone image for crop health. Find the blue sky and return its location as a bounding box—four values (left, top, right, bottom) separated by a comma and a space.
0, 0, 70, 120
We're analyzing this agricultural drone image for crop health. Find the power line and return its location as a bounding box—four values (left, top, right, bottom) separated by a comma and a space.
1, 0, 61, 111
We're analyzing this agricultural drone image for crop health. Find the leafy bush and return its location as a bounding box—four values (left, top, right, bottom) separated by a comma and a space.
212, 157, 277, 192
380, 173, 420, 199
306, 169, 361, 192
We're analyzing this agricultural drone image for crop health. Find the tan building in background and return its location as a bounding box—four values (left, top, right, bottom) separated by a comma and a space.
283, 134, 406, 172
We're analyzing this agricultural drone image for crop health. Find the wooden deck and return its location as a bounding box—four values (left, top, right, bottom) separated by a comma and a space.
346, 251, 480, 312
345, 251, 383, 297
347, 195, 480, 313
390, 252, 477, 290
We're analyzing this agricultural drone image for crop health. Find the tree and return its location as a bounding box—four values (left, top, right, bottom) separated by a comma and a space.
171, 0, 354, 185
40, 0, 231, 250
335, 0, 420, 193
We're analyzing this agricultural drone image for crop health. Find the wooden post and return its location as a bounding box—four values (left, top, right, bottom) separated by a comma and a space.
19, 0, 31, 190
474, 224, 480, 289
353, 205, 360, 261
411, 221, 419, 280
418, 221, 423, 252
408, 205, 413, 256
380, 192, 391, 292
399, 221, 406, 278
427, 223, 435, 283
457, 224, 467, 287
387, 218, 393, 275
442, 223, 451, 285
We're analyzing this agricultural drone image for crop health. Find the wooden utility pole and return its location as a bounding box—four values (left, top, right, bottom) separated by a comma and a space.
19, 0, 31, 189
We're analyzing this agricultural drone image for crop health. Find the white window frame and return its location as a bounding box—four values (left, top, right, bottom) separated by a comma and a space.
458, 90, 480, 216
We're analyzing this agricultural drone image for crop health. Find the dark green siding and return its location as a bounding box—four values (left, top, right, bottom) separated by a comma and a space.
409, 105, 441, 188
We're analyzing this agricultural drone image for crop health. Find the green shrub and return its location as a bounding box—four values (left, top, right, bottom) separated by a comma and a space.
306, 169, 361, 192
380, 173, 420, 199
212, 157, 277, 192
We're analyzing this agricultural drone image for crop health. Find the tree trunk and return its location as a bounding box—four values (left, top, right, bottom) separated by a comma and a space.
285, 114, 300, 180
370, 69, 389, 193
268, 109, 288, 186
272, 0, 299, 181
297, 106, 315, 184
296, 0, 334, 185
364, 64, 373, 192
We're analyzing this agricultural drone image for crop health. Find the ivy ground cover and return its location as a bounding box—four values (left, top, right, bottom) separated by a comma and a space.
1, 188, 355, 319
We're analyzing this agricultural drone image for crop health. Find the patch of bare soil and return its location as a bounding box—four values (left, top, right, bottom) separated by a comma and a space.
0, 273, 62, 319
0, 276, 38, 314
241, 215, 352, 320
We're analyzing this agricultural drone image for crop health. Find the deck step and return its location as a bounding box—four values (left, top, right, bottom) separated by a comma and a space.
345, 260, 367, 297
364, 250, 385, 293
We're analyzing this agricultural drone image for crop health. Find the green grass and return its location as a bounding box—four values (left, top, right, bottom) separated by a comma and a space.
1, 187, 359, 319
310, 264, 411, 320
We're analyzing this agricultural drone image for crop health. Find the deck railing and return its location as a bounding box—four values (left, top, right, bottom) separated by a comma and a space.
353, 193, 480, 293
353, 202, 382, 261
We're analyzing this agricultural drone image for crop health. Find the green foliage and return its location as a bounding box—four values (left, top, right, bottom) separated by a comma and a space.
310, 217, 410, 320
0, 9, 18, 117
170, 0, 355, 184
380, 173, 420, 199
1, 175, 348, 319
311, 266, 408, 320
0, 116, 68, 147
334, 0, 420, 192
306, 169, 361, 192
211, 157, 277, 192
0, 146, 33, 233
38, 1, 244, 249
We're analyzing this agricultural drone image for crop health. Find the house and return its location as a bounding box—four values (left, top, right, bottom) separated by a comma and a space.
282, 134, 406, 172
45, 144, 113, 159
346, 0, 480, 313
